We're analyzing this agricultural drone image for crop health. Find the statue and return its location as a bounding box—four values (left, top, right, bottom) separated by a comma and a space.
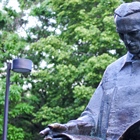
40, 2, 140, 140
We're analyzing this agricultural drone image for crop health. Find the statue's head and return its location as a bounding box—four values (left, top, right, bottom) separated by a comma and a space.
114, 2, 140, 55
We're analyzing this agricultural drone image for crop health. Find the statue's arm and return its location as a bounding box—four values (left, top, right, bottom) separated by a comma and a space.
68, 82, 104, 136
40, 82, 104, 139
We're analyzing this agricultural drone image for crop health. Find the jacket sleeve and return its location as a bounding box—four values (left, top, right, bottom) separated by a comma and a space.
66, 81, 104, 136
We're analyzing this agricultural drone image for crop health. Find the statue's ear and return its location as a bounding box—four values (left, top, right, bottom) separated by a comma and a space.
118, 120, 140, 140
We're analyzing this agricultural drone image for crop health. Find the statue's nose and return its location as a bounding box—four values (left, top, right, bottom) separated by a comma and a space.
124, 34, 132, 45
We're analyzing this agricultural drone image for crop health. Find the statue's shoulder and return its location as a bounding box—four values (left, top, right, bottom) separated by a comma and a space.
102, 54, 126, 78
107, 54, 126, 70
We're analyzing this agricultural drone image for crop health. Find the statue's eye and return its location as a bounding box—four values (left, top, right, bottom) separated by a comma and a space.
128, 31, 139, 36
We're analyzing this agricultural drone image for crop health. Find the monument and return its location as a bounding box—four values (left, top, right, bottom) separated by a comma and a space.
40, 2, 140, 140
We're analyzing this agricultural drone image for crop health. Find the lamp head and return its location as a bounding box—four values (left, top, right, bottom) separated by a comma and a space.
11, 58, 32, 73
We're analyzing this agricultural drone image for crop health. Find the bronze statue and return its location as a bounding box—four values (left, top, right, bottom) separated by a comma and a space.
40, 2, 140, 140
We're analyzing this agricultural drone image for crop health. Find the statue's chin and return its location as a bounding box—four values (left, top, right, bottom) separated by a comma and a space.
129, 50, 139, 54
128, 48, 140, 54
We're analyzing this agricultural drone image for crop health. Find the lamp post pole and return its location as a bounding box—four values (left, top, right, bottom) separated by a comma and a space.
2, 59, 32, 140
2, 63, 11, 140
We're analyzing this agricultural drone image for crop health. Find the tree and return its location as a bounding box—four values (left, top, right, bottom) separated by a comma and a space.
0, 3, 35, 139
0, 0, 133, 139
26, 0, 125, 139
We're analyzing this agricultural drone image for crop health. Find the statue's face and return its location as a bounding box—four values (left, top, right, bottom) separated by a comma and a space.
116, 13, 140, 54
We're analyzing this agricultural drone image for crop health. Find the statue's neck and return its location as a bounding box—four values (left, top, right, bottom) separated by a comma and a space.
132, 53, 140, 60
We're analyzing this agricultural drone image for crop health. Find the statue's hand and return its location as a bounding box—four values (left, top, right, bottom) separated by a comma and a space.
48, 123, 68, 133
39, 123, 67, 140
39, 120, 93, 139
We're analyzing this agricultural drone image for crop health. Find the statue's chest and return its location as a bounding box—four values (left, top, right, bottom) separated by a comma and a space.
102, 62, 140, 139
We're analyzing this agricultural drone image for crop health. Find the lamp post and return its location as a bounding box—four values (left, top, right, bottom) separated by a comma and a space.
2, 58, 33, 140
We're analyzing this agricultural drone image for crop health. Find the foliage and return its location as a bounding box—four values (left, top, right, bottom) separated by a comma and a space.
0, 0, 132, 139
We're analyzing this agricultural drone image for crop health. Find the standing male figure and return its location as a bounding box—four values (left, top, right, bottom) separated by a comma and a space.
40, 2, 140, 140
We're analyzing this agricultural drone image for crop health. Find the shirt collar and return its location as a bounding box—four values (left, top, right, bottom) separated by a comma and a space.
120, 52, 134, 71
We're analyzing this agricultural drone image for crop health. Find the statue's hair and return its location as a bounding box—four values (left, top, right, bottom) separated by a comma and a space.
114, 2, 140, 18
